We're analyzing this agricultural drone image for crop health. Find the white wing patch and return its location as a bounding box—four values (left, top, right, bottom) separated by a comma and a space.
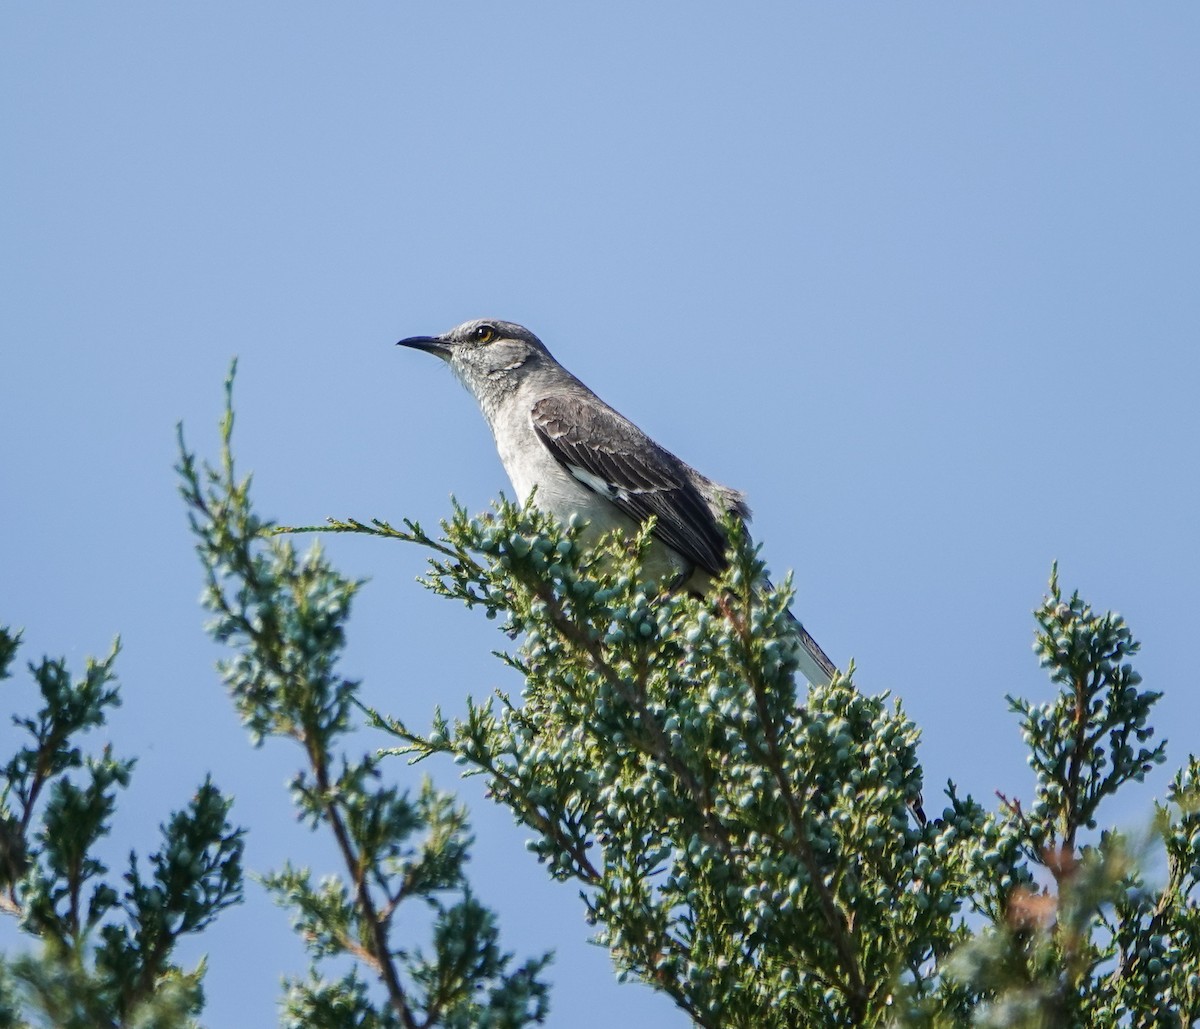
565, 463, 660, 503
566, 463, 623, 501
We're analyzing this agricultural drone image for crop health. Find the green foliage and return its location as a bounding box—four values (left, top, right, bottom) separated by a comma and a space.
0, 626, 244, 1029
14, 368, 1193, 1027
346, 502, 953, 1026
176, 364, 551, 1029
310, 505, 1199, 1027
1016, 567, 1166, 854
899, 576, 1197, 1029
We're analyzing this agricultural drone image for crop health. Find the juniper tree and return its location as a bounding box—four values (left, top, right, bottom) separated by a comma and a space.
270, 455, 1198, 1019
16, 363, 1182, 1028
176, 365, 552, 1029
0, 628, 244, 1029
314, 510, 1197, 1028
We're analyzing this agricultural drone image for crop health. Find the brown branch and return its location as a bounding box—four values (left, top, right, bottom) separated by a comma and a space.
308, 736, 418, 1029
198, 503, 419, 1027
1062, 668, 1096, 857
481, 754, 603, 883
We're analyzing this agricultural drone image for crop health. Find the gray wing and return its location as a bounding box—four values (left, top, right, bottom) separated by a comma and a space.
530, 394, 733, 577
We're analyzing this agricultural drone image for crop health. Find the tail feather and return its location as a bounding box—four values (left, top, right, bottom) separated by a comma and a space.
787, 611, 837, 687
785, 610, 927, 825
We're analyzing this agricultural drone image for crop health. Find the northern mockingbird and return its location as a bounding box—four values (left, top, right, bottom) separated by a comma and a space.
397, 318, 837, 687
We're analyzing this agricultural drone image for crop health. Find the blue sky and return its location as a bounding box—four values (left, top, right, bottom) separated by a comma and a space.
3, 4, 1198, 1026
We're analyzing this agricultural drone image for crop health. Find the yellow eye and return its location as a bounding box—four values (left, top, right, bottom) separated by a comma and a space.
474, 324, 496, 343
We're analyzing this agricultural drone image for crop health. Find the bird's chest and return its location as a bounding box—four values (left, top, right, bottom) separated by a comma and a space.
491, 416, 594, 520
485, 402, 612, 521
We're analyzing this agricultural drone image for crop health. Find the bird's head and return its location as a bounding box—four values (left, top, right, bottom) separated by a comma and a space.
397, 319, 553, 398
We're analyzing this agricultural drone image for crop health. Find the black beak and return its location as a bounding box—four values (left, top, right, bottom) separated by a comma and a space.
396, 334, 452, 360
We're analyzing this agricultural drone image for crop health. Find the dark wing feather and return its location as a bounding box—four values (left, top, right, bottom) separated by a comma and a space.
530, 394, 731, 576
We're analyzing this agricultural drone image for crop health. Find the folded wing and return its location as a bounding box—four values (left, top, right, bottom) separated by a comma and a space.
530, 394, 731, 577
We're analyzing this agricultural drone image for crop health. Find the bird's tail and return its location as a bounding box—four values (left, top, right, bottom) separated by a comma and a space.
787, 611, 837, 687
756, 575, 837, 687
784, 609, 927, 824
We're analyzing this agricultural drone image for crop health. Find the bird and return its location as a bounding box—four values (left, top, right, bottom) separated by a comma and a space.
397, 318, 837, 687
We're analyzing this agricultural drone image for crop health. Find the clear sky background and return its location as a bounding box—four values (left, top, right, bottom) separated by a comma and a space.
3, 5, 1198, 1027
